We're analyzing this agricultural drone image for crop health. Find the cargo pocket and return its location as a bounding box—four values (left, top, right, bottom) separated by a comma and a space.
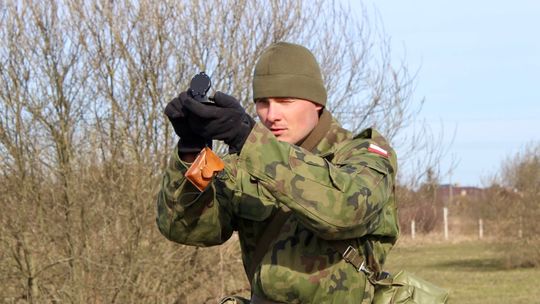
328, 159, 389, 193
289, 147, 332, 185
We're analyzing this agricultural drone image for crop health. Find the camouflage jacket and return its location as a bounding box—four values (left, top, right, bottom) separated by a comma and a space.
156, 118, 399, 303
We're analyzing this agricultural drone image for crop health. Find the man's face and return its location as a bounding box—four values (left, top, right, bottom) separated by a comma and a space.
255, 97, 322, 144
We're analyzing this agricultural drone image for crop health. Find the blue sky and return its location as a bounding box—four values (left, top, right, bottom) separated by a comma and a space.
351, 1, 540, 186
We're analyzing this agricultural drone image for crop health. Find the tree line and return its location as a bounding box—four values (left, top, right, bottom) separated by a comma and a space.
0, 1, 442, 303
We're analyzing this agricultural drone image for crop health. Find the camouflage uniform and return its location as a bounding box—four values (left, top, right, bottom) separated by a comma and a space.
157, 116, 399, 303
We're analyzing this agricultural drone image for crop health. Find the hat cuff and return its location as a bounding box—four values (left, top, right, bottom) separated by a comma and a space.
253, 74, 327, 106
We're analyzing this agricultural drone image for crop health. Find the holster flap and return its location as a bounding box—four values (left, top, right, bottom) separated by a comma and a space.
185, 147, 225, 191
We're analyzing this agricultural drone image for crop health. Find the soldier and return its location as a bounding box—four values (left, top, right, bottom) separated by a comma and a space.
157, 42, 399, 303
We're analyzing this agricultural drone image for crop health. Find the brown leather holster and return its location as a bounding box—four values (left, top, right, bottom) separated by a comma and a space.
185, 147, 225, 191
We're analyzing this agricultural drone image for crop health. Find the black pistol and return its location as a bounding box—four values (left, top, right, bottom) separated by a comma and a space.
188, 72, 211, 102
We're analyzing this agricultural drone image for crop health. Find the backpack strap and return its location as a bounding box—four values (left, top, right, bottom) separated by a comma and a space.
247, 206, 292, 286
330, 238, 382, 281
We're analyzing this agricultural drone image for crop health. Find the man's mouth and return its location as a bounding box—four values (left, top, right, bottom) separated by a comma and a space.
270, 127, 287, 136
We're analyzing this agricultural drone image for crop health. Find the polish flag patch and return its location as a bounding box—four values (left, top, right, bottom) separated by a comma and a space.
368, 143, 389, 158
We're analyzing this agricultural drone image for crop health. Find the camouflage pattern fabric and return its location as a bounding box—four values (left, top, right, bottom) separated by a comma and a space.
219, 296, 251, 304
156, 117, 399, 303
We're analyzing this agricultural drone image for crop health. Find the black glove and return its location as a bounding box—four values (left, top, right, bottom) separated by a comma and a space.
164, 91, 212, 154
183, 91, 255, 154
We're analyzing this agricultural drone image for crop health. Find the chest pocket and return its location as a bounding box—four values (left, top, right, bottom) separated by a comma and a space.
234, 176, 275, 221
361, 156, 390, 176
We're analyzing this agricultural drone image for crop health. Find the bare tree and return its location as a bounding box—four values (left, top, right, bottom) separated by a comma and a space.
487, 144, 540, 268
0, 0, 433, 302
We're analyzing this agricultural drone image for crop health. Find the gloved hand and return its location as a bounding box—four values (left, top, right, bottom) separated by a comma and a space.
164, 91, 212, 154
183, 91, 255, 154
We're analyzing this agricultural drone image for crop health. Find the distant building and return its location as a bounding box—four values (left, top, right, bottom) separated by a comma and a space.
437, 184, 484, 205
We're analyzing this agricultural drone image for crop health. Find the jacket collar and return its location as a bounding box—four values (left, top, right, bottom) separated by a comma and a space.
299, 109, 352, 156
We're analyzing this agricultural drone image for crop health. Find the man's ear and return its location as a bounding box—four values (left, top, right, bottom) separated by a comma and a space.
316, 105, 323, 116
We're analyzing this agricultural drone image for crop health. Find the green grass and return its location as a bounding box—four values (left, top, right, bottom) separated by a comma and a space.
383, 241, 540, 304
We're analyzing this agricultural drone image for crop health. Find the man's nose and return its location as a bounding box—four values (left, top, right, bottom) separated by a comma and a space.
266, 102, 282, 122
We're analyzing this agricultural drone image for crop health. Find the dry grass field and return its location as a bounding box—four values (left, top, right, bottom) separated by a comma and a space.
384, 239, 540, 304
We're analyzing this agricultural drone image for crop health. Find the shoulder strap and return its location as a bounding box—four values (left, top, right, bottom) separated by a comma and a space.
330, 238, 382, 281
247, 206, 292, 286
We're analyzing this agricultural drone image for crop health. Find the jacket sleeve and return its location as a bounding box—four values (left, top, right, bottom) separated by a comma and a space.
156, 145, 235, 247
238, 123, 396, 240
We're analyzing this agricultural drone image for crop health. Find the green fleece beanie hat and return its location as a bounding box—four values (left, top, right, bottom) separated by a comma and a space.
253, 42, 327, 106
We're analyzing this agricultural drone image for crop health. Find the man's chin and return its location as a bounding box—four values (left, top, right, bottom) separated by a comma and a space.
275, 136, 296, 144
275, 135, 286, 142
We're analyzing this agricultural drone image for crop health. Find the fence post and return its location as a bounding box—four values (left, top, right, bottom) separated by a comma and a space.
411, 220, 416, 240
443, 207, 448, 240
479, 218, 484, 239
518, 216, 523, 238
